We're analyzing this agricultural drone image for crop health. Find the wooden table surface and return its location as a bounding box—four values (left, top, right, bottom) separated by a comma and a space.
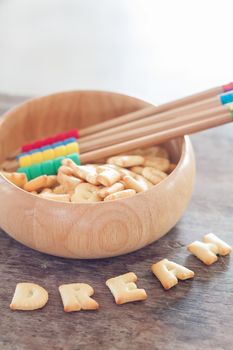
0, 94, 232, 350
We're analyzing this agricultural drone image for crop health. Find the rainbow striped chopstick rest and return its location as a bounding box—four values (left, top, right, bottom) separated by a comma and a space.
17, 153, 80, 180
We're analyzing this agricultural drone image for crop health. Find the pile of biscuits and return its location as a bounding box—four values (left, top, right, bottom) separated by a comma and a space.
1, 145, 176, 202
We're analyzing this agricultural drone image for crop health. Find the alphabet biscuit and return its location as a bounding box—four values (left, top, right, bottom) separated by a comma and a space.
142, 146, 169, 159
71, 183, 101, 203
10, 283, 48, 311
24, 175, 58, 192
39, 192, 71, 202
97, 168, 122, 187
143, 156, 170, 172
129, 166, 144, 175
122, 175, 148, 192
59, 283, 99, 312
151, 259, 194, 290
97, 182, 124, 199
106, 272, 147, 304
187, 233, 232, 265
142, 167, 167, 185
104, 189, 136, 201
107, 155, 144, 168
2, 171, 27, 188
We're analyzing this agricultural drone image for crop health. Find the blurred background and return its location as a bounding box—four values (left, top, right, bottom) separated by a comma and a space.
0, 0, 232, 104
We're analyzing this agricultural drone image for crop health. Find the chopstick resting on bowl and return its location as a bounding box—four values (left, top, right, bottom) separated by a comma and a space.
79, 104, 232, 153
8, 82, 233, 159
79, 89, 233, 144
2, 83, 233, 172
79, 82, 233, 138
80, 103, 233, 163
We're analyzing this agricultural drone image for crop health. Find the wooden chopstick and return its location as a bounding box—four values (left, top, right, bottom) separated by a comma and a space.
80, 108, 232, 163
80, 105, 230, 153
11, 83, 233, 168
79, 83, 231, 138
79, 94, 226, 144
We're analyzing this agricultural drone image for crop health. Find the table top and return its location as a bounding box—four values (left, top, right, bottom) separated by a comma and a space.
0, 94, 232, 350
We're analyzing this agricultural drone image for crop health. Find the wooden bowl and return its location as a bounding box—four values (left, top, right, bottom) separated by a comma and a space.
0, 91, 195, 259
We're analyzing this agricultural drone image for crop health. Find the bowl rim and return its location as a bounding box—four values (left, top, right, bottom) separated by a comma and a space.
0, 89, 151, 122
0, 90, 190, 206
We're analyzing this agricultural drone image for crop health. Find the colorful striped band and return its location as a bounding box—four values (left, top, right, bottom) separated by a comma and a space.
220, 92, 233, 105
229, 104, 233, 119
22, 129, 79, 152
17, 153, 80, 180
18, 137, 78, 159
19, 142, 79, 167
223, 82, 233, 93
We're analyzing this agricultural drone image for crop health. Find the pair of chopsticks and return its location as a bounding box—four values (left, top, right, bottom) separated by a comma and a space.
79, 83, 233, 163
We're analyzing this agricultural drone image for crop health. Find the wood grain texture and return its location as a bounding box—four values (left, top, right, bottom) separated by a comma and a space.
0, 91, 195, 259
0, 95, 233, 350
